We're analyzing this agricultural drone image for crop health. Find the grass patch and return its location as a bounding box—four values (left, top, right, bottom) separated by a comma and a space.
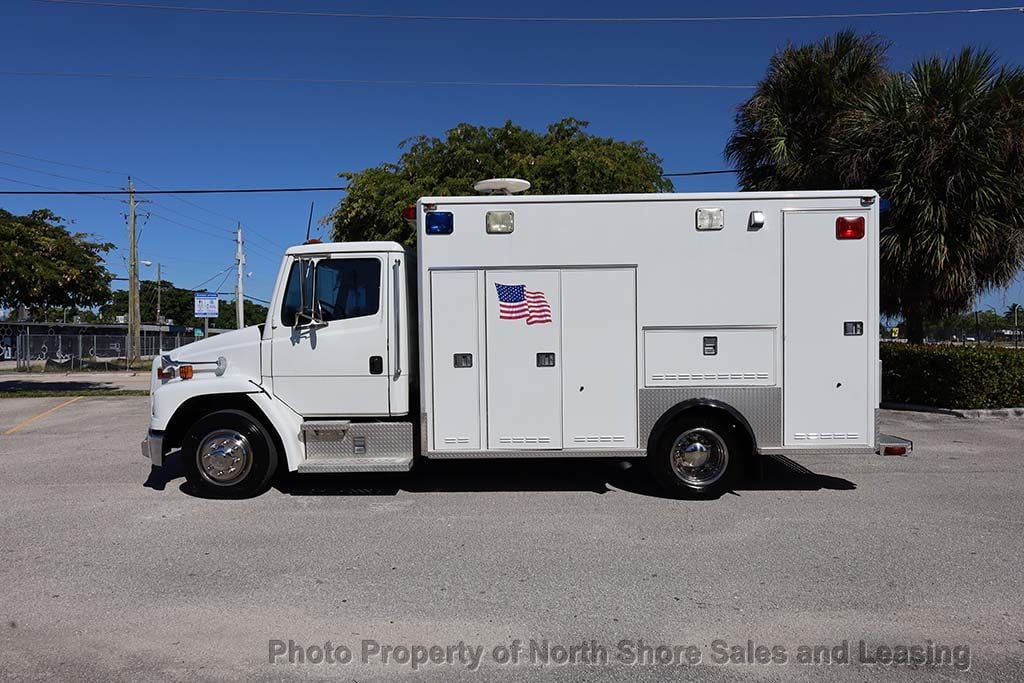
0, 389, 150, 398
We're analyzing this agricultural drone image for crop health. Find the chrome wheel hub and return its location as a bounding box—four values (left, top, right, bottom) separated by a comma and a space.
197, 429, 253, 486
670, 427, 729, 487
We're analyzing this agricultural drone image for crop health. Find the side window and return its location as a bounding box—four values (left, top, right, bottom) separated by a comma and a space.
280, 259, 313, 327
315, 258, 381, 322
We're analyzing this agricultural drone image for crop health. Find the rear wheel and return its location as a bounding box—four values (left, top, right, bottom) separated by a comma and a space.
183, 409, 278, 498
651, 413, 746, 497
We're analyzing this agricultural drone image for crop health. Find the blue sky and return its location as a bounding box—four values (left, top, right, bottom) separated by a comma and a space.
3, 0, 1024, 312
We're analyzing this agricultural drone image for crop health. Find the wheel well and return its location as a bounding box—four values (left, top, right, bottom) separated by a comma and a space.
647, 400, 756, 459
163, 393, 284, 459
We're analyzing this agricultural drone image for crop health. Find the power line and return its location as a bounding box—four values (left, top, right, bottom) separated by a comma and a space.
146, 210, 236, 241
145, 198, 235, 234
0, 175, 55, 190
0, 174, 740, 194
189, 265, 235, 292
0, 159, 120, 188
0, 71, 755, 90
663, 169, 739, 177
0, 149, 292, 250
0, 148, 124, 176
134, 174, 289, 249
0, 185, 346, 195
35, 0, 1024, 23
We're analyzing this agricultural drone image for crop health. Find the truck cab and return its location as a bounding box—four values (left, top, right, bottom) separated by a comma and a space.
143, 240, 413, 497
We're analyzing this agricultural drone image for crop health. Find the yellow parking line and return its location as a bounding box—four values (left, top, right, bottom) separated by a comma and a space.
3, 396, 84, 436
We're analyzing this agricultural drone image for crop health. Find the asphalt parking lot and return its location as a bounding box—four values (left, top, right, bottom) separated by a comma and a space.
1, 396, 1022, 681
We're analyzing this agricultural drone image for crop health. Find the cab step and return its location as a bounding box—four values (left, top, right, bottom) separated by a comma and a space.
299, 420, 414, 473
297, 455, 413, 473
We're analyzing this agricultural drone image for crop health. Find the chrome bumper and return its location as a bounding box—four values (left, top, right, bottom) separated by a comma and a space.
141, 430, 164, 467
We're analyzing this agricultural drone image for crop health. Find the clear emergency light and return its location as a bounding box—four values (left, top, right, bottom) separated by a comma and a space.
696, 207, 724, 231
485, 211, 514, 234
426, 211, 454, 235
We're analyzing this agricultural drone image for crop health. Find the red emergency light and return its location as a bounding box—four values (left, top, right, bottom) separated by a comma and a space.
401, 205, 417, 224
836, 216, 865, 240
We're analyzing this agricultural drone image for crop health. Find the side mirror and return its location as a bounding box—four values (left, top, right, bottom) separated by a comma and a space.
294, 259, 322, 327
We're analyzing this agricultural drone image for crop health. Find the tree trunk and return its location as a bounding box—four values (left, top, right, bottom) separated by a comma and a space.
904, 315, 925, 344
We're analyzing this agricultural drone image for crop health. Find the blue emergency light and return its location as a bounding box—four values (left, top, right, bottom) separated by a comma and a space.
425, 211, 454, 235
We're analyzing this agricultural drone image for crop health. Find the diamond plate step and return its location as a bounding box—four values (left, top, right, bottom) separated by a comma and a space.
296, 455, 413, 473
301, 420, 351, 439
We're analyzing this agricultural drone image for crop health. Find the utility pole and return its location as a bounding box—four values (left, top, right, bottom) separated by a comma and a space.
156, 262, 162, 352
127, 177, 141, 366
235, 223, 245, 329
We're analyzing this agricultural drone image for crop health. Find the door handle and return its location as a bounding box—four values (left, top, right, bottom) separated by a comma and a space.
369, 356, 383, 374
536, 352, 556, 367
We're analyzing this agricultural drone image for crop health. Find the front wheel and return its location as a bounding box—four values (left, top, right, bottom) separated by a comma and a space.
183, 409, 278, 498
651, 414, 745, 498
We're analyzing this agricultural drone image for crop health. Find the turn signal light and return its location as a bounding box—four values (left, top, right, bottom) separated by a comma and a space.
883, 445, 908, 456
157, 366, 175, 380
178, 365, 194, 380
836, 216, 865, 240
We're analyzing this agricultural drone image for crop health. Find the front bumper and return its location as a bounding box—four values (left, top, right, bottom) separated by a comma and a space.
141, 430, 165, 467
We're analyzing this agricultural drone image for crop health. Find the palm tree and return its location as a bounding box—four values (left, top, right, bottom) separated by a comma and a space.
725, 30, 890, 191
839, 49, 1024, 342
727, 34, 1024, 343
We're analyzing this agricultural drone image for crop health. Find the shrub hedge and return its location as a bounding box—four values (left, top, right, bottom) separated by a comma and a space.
880, 343, 1024, 409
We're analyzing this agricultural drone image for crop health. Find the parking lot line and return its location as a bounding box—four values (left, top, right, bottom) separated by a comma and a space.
2, 396, 84, 435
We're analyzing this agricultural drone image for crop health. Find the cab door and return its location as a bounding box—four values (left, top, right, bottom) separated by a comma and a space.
270, 254, 391, 417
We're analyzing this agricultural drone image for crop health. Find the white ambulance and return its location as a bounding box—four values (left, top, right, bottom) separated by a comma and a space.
142, 180, 909, 498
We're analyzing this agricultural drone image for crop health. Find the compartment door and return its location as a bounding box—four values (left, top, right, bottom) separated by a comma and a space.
784, 211, 871, 446
430, 270, 481, 450
485, 270, 561, 449
561, 269, 637, 449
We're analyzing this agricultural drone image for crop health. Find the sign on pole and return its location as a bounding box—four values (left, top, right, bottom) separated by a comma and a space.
194, 292, 219, 319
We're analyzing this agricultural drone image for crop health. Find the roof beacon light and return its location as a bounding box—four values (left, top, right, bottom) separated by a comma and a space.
401, 205, 417, 225
473, 178, 530, 195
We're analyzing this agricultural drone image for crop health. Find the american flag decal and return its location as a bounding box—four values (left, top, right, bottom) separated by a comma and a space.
495, 283, 552, 325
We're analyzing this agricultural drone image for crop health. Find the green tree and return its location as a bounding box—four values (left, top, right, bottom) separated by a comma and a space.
726, 33, 1024, 342
101, 280, 269, 329
0, 208, 114, 311
210, 298, 268, 329
101, 280, 200, 326
329, 118, 673, 246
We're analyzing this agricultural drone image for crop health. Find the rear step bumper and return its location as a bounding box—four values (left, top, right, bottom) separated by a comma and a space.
878, 434, 913, 456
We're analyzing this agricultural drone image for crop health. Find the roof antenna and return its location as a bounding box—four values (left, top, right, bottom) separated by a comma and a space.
305, 201, 315, 241
473, 178, 531, 195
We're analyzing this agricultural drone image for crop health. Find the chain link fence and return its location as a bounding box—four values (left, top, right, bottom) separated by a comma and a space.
6, 332, 195, 372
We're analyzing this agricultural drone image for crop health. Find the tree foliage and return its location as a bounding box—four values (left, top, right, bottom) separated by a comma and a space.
842, 50, 1024, 340
726, 33, 1024, 341
725, 30, 890, 191
0, 208, 114, 310
329, 118, 673, 246
100, 279, 268, 328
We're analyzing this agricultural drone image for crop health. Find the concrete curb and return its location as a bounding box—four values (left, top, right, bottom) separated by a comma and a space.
881, 402, 1024, 419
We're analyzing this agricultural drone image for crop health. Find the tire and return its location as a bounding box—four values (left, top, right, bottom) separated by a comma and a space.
650, 413, 746, 498
182, 409, 278, 498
